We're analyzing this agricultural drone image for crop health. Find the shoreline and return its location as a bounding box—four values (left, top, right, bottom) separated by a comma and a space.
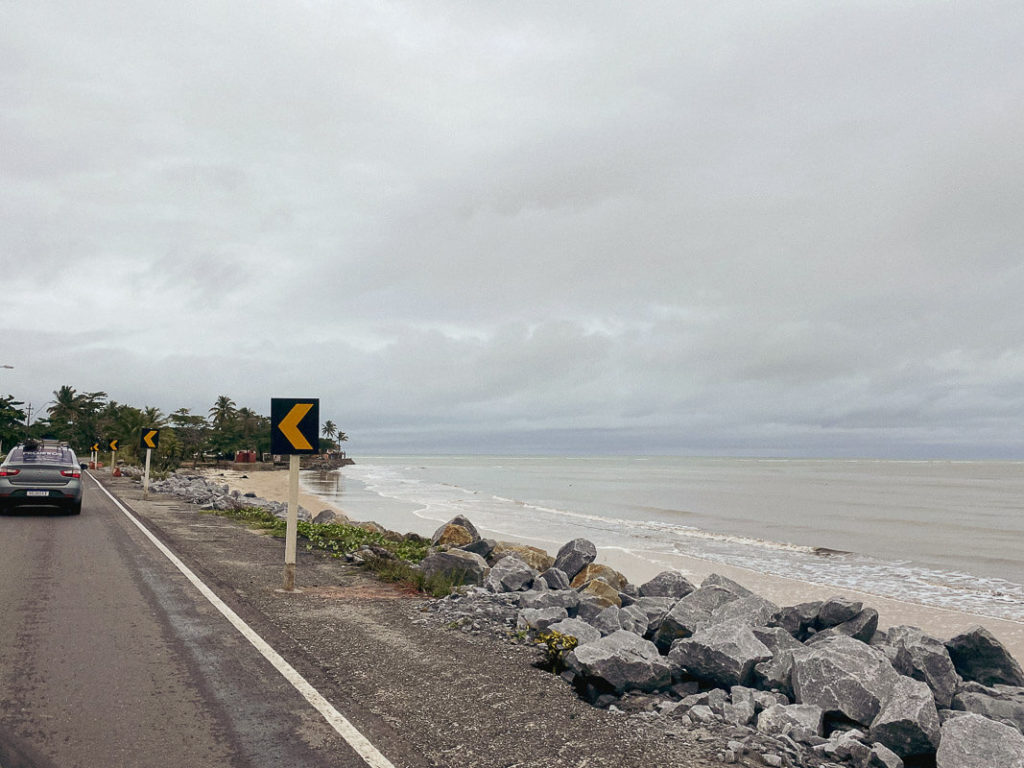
199, 466, 1024, 661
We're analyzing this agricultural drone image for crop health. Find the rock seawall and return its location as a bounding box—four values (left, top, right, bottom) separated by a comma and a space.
143, 473, 1024, 768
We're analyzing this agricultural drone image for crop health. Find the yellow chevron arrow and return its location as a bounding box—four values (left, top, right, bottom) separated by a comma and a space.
143, 430, 159, 449
279, 403, 314, 450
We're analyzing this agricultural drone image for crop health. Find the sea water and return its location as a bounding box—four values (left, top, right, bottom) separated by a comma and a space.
301, 456, 1024, 621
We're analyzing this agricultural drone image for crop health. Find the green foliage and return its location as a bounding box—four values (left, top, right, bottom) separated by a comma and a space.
204, 507, 430, 562
534, 630, 579, 673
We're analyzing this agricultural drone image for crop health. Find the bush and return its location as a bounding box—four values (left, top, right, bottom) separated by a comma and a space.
534, 630, 579, 673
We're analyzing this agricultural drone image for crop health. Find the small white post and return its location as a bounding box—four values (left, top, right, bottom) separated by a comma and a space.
283, 454, 301, 591
143, 447, 152, 498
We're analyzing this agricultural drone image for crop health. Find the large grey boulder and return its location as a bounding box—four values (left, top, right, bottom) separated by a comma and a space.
701, 573, 755, 597
773, 601, 823, 640
945, 625, 1024, 687
708, 595, 780, 628
887, 625, 960, 709
752, 626, 806, 697
667, 619, 772, 687
485, 554, 538, 593
419, 549, 489, 586
952, 682, 1024, 734
625, 597, 676, 638
816, 596, 863, 629
547, 617, 602, 646
810, 608, 879, 644
869, 675, 941, 759
564, 630, 672, 694
552, 538, 597, 581
638, 571, 695, 599
618, 604, 650, 635
791, 635, 900, 726
866, 742, 904, 768
935, 712, 1024, 768
652, 584, 740, 651
518, 589, 580, 612
538, 567, 571, 591
590, 606, 624, 636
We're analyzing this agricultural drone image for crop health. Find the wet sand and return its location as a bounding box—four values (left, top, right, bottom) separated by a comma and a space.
201, 467, 1024, 662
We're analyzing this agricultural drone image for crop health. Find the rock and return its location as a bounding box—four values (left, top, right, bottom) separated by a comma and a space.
618, 604, 649, 636
773, 601, 823, 639
752, 626, 805, 656
828, 729, 871, 763
538, 567, 571, 590
552, 538, 597, 581
756, 703, 824, 738
576, 596, 612, 623
886, 625, 960, 708
547, 618, 602, 646
653, 584, 741, 651
458, 538, 496, 560
517, 607, 569, 632
591, 606, 623, 636
701, 573, 755, 597
312, 509, 340, 524
866, 742, 904, 768
945, 625, 1024, 687
577, 579, 622, 609
816, 596, 863, 629
419, 549, 489, 587
722, 699, 756, 727
564, 630, 672, 694
431, 523, 475, 548
667, 619, 772, 688
570, 563, 627, 591
791, 635, 900, 727
708, 595, 780, 628
952, 685, 1024, 734
869, 675, 940, 758
431, 515, 480, 543
754, 650, 797, 699
485, 554, 538, 593
810, 608, 879, 644
638, 571, 696, 599
626, 597, 676, 638
518, 589, 580, 613
935, 712, 1024, 768
489, 543, 555, 572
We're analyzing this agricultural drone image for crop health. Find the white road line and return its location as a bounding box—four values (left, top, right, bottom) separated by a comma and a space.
88, 474, 397, 768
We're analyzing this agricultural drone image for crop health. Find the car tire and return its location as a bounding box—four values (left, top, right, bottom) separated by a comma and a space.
67, 501, 82, 515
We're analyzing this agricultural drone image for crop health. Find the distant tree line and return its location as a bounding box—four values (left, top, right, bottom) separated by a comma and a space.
0, 386, 346, 471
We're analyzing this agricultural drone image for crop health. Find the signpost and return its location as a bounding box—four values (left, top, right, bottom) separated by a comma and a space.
90, 441, 100, 468
271, 398, 320, 591
140, 429, 160, 497
108, 438, 119, 474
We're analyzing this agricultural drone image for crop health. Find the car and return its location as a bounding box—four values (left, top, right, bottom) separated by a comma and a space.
0, 440, 85, 515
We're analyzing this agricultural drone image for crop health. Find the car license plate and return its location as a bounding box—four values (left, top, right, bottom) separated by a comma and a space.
26, 490, 49, 497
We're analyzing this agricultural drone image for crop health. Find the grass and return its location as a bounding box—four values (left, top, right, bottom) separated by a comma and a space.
201, 506, 454, 595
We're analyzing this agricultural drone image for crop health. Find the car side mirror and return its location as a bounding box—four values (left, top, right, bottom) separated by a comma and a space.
81, 463, 89, 470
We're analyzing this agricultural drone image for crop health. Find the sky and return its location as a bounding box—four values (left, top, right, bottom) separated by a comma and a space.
2, 1, 1023, 458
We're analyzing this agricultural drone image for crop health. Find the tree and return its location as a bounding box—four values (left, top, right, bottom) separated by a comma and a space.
322, 420, 337, 451
0, 395, 26, 453
207, 395, 239, 458
45, 386, 108, 451
170, 408, 208, 467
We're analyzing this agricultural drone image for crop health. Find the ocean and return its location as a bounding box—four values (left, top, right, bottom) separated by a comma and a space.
301, 456, 1024, 622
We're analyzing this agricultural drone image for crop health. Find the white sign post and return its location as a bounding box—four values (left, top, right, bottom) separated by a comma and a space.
143, 447, 152, 498
284, 454, 301, 591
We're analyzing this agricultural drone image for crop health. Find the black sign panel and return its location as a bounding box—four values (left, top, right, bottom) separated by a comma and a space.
271, 398, 320, 455
140, 429, 160, 450
108, 439, 119, 452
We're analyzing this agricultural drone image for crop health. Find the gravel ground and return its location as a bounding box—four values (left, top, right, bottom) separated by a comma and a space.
97, 473, 827, 768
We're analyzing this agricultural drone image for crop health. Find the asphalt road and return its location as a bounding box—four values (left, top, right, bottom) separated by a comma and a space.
0, 474, 396, 768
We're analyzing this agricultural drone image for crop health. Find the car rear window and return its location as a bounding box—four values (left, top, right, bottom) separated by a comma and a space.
6, 447, 75, 465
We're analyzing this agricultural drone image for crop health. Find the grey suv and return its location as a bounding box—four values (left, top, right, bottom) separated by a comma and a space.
0, 441, 85, 515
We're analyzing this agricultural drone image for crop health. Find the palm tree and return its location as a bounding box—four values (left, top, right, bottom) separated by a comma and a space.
208, 395, 237, 429
322, 420, 337, 451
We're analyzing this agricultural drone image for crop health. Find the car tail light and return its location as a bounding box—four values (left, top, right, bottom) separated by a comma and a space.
0, 467, 19, 477
61, 469, 81, 478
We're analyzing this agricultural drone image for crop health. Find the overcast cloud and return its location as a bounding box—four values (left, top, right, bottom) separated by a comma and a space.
3, 1, 1023, 457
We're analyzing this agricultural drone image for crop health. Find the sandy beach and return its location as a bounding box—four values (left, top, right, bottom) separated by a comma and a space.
201, 466, 1024, 662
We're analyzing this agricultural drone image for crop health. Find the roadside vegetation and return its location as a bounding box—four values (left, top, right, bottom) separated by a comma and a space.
0, 386, 346, 470
202, 506, 459, 598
